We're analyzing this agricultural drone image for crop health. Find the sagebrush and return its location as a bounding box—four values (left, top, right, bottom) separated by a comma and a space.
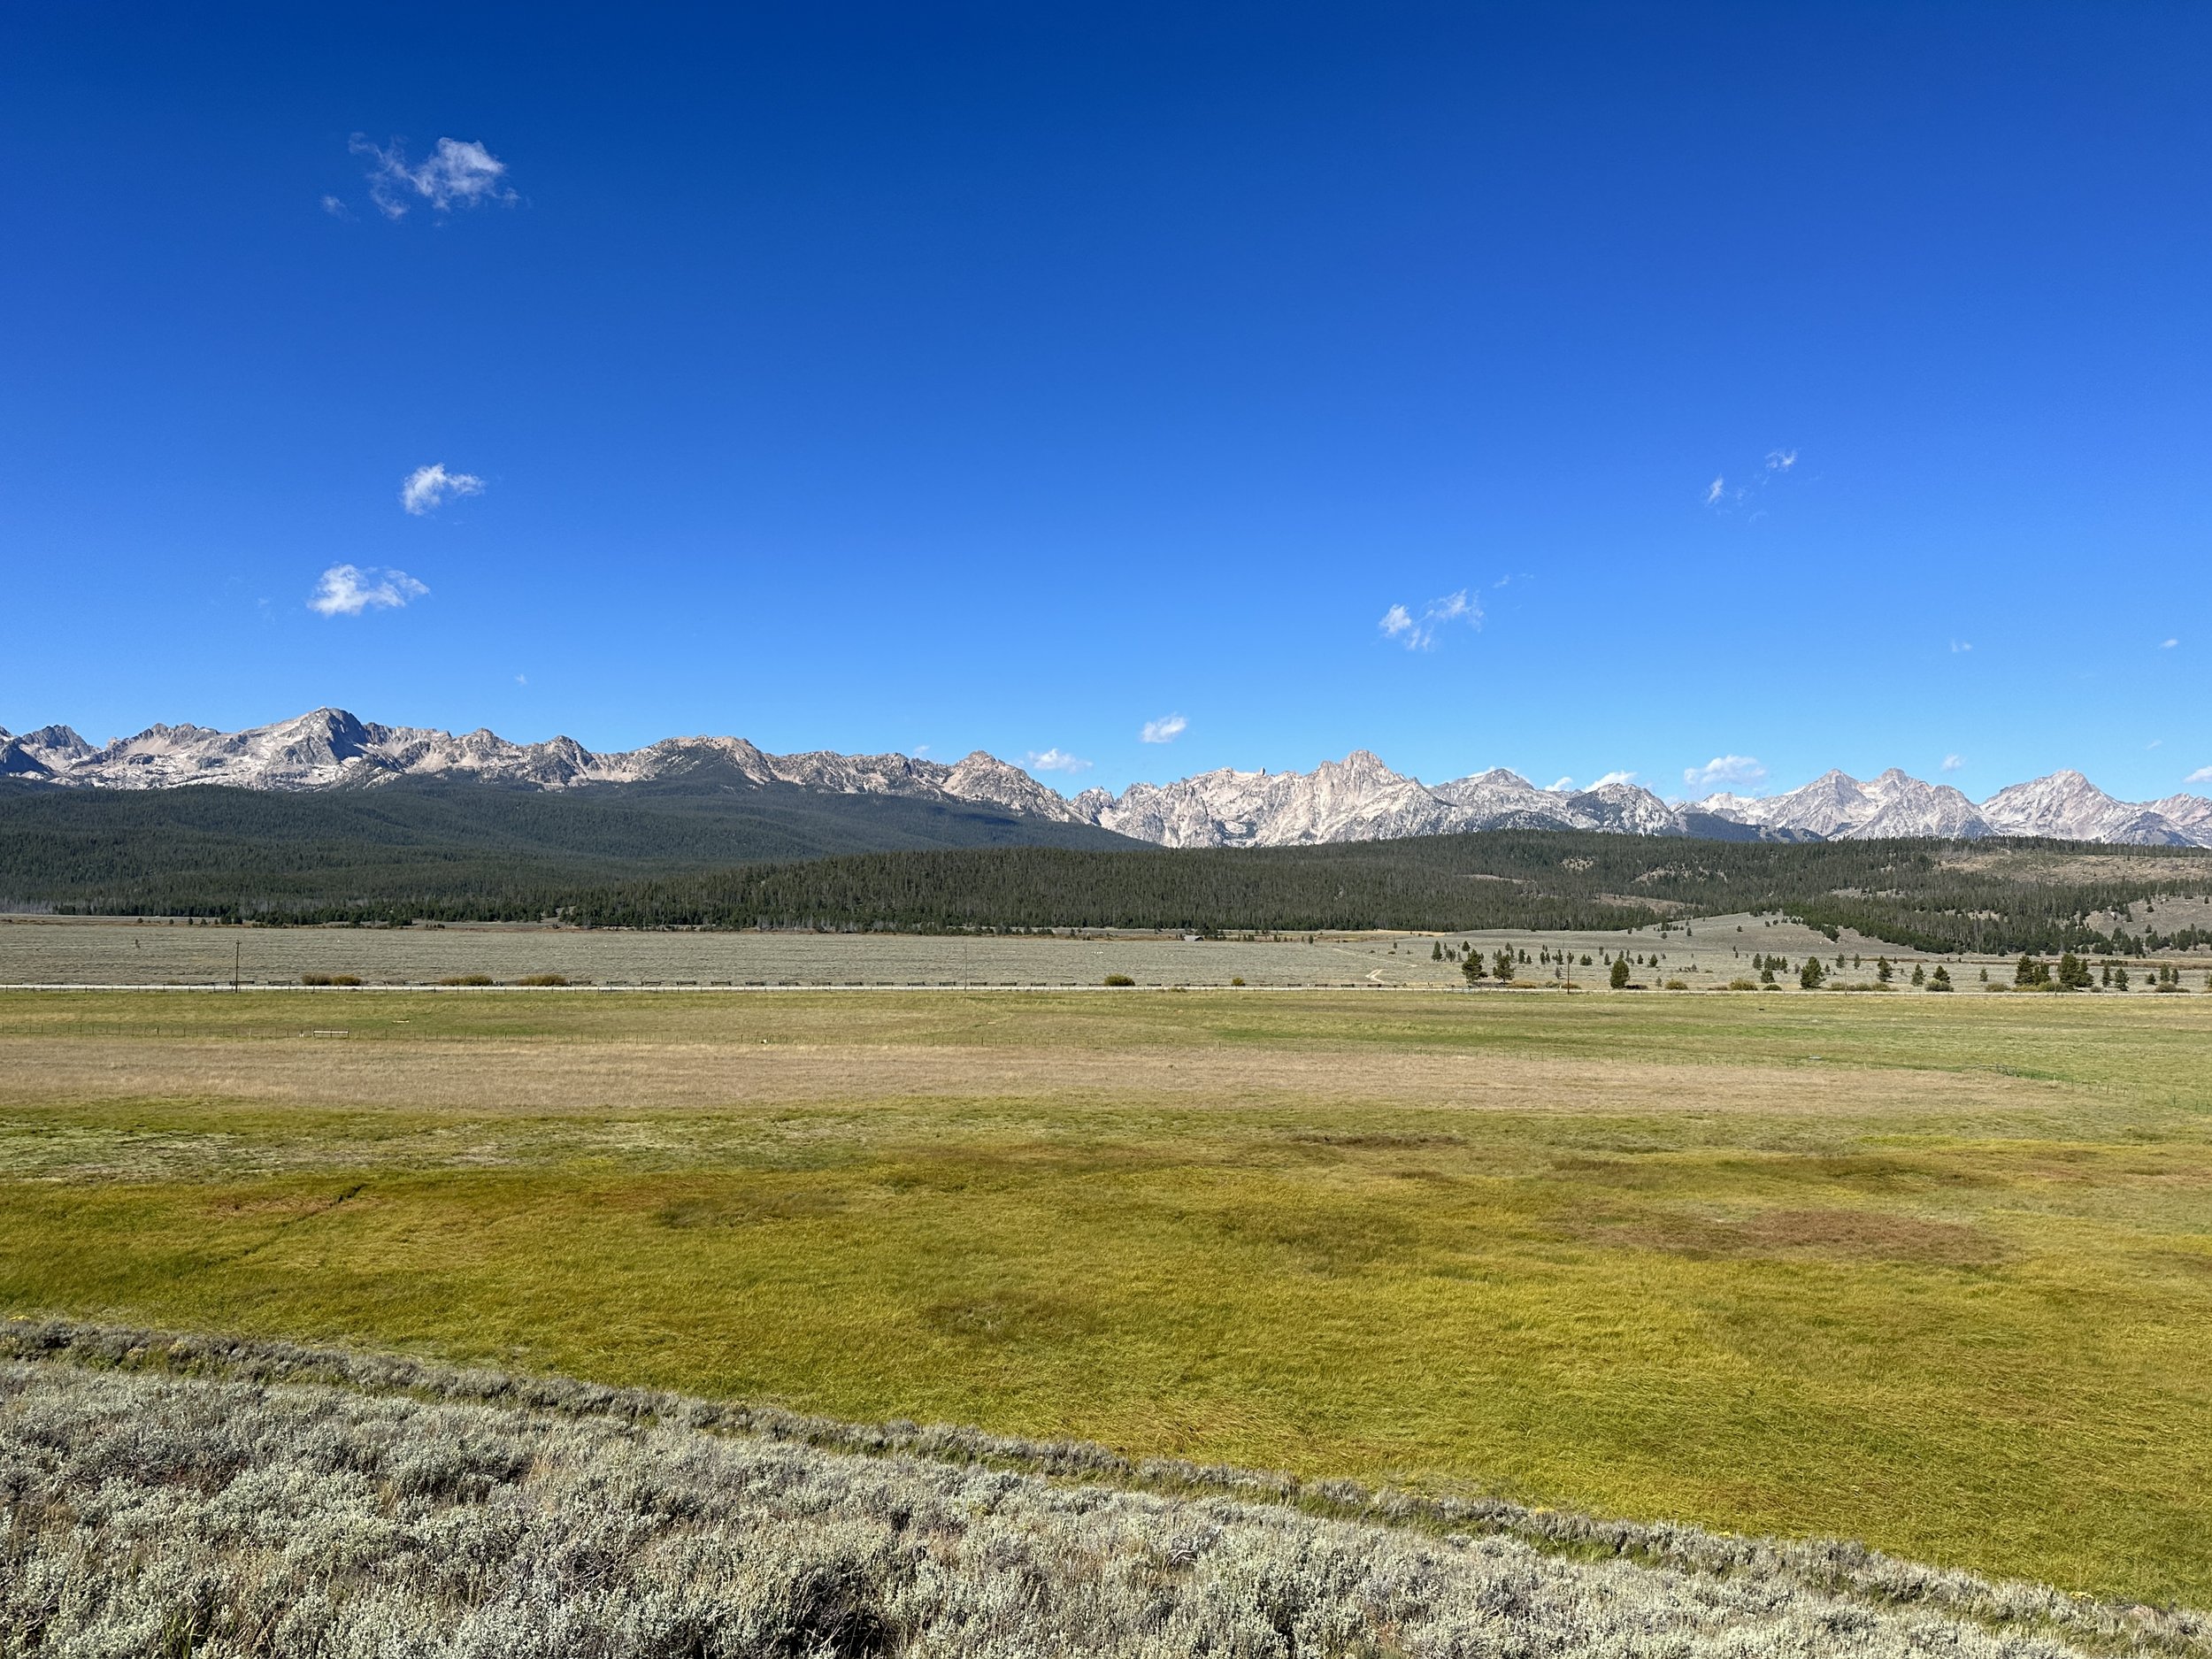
3, 1319, 2207, 1658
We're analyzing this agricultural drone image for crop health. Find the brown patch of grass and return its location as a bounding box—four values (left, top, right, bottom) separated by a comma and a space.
921, 1290, 1099, 1343
1731, 1153, 2006, 1193
1210, 1201, 1426, 1274
652, 1188, 852, 1229
1578, 1204, 2005, 1266
0, 1033, 2071, 1123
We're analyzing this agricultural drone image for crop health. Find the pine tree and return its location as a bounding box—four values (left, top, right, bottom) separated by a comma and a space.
1800, 956, 1828, 989
1609, 956, 1630, 989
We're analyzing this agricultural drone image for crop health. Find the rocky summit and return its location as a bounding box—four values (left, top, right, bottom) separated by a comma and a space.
4, 709, 2208, 849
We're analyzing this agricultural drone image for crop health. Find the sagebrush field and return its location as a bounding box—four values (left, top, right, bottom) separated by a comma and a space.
2, 987, 2208, 1607
10, 1320, 2199, 1658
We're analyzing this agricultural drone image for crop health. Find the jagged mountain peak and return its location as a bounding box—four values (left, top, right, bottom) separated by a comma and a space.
6, 707, 2209, 850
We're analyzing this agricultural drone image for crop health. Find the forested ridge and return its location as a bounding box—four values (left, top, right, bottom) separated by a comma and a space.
4, 782, 2210, 953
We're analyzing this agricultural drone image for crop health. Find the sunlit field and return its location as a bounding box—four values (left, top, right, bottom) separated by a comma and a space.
3, 987, 2208, 1604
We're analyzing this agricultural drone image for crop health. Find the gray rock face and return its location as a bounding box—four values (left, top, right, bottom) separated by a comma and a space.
1695, 768, 1996, 841
1976, 770, 2199, 844
7, 707, 2208, 849
0, 708, 1094, 827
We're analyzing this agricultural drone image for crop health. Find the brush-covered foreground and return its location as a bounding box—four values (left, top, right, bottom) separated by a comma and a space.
1, 990, 2208, 1606
6, 1321, 2206, 1659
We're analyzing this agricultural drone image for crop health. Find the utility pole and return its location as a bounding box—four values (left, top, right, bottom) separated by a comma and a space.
234, 938, 241, 993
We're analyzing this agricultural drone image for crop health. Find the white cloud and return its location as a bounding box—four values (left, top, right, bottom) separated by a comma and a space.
1949, 640, 1972, 653
1765, 449, 1798, 472
1590, 770, 1637, 788
1140, 713, 1188, 744
1547, 776, 1574, 792
1025, 748, 1091, 774
1703, 476, 1725, 506
1378, 588, 1482, 650
2188, 766, 2212, 785
320, 194, 350, 219
515, 674, 527, 686
350, 135, 517, 219
2161, 638, 2179, 649
1682, 754, 1767, 791
400, 463, 485, 515
309, 564, 428, 617
1942, 753, 1965, 772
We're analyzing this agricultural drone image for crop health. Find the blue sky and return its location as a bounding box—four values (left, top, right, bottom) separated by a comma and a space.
4, 2, 2208, 802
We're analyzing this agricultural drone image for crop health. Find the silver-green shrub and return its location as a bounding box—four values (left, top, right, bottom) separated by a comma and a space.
2, 1318, 2201, 1658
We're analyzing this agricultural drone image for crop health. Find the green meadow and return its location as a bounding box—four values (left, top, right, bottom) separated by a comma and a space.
3, 987, 2208, 1604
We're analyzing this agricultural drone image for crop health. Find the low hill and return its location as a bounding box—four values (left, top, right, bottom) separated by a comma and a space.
0, 776, 1136, 918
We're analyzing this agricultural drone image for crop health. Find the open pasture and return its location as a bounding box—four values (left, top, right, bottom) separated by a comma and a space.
0, 910, 1960, 987
2, 987, 2208, 1607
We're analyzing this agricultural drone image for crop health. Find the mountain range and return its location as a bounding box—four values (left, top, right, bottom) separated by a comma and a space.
5, 707, 2209, 849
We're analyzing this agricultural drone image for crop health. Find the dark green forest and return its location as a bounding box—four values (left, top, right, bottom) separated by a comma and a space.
0, 778, 1131, 910
4, 781, 2209, 954
545, 838, 2212, 954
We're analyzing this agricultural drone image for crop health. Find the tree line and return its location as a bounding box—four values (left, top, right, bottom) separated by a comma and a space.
4, 782, 2210, 954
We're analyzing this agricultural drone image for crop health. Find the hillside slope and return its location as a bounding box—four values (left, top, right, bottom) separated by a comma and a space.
0, 775, 1135, 917
3, 1320, 2191, 1659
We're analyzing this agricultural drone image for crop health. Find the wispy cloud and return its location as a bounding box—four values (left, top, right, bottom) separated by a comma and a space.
1379, 588, 1481, 650
1547, 776, 1574, 792
2188, 765, 2212, 785
2161, 638, 2179, 649
401, 463, 485, 515
1706, 449, 1801, 513
1590, 770, 1637, 788
1682, 754, 1766, 792
1025, 748, 1091, 774
1942, 753, 1965, 773
309, 564, 428, 617
320, 194, 350, 219
349, 135, 517, 220
1139, 713, 1187, 744
1949, 640, 1972, 653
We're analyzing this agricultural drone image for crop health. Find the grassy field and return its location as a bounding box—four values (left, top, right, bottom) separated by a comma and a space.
0, 910, 2019, 986
2, 987, 2208, 1607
